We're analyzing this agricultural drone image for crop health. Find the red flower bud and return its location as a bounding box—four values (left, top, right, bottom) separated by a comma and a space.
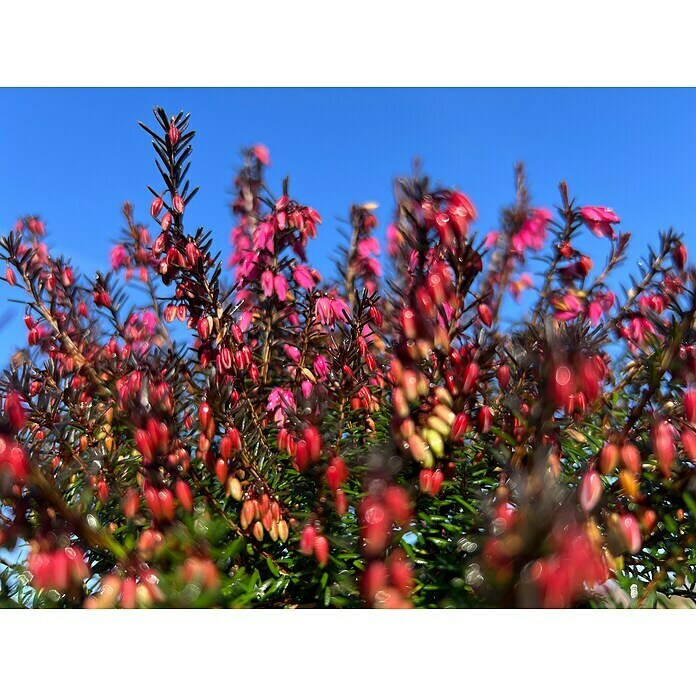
598, 443, 620, 475
360, 497, 391, 557
168, 123, 180, 145
199, 401, 213, 431
172, 195, 185, 215
123, 488, 139, 519
383, 486, 411, 525
620, 514, 642, 554
335, 489, 348, 515
620, 443, 641, 474
294, 440, 310, 473
4, 392, 27, 432
579, 470, 602, 513
369, 306, 383, 328
476, 406, 492, 433
683, 428, 696, 460
160, 212, 173, 232
314, 535, 329, 566
175, 480, 193, 511
5, 266, 16, 286
430, 469, 444, 495
652, 420, 675, 477
300, 525, 316, 556
462, 362, 480, 393
150, 196, 163, 218
477, 303, 493, 327
215, 458, 228, 485
450, 412, 469, 442
497, 364, 510, 390
97, 479, 109, 504
672, 242, 687, 271
303, 426, 322, 462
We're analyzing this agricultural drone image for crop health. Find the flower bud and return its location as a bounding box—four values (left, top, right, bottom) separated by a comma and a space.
579, 470, 602, 513
383, 486, 411, 525
652, 420, 675, 477
497, 364, 511, 390
300, 525, 316, 556
150, 196, 163, 218
314, 535, 329, 566
172, 195, 185, 215
175, 480, 193, 512
168, 122, 180, 145
160, 212, 173, 232
598, 443, 620, 475
620, 443, 641, 474
477, 303, 493, 327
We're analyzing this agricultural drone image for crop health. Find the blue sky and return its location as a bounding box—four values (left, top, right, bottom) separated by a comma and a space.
1, 88, 695, 361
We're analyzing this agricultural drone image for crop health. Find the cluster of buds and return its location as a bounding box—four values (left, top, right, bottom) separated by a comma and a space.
291, 425, 323, 474
419, 190, 477, 249
547, 352, 608, 416
346, 203, 382, 296
27, 545, 89, 594
299, 524, 329, 566
0, 392, 29, 492
85, 567, 164, 608
526, 524, 609, 608
483, 489, 609, 608
359, 484, 411, 557
361, 549, 414, 608
240, 489, 289, 543
358, 478, 413, 607
134, 417, 172, 465
0, 435, 29, 490
325, 456, 349, 515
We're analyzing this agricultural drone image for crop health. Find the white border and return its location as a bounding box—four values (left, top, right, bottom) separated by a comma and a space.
1, 1, 695, 86
2, 609, 693, 692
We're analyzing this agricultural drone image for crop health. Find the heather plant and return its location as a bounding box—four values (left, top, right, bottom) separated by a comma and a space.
0, 106, 694, 608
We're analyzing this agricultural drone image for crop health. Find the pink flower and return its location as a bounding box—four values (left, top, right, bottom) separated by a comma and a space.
110, 245, 130, 270
251, 144, 270, 166
255, 221, 275, 252
552, 293, 584, 322
313, 354, 330, 380
357, 237, 380, 257
511, 209, 552, 254
316, 296, 333, 325
510, 273, 534, 301
283, 344, 301, 362
330, 297, 350, 323
301, 380, 313, 399
273, 273, 289, 300
580, 206, 620, 240
623, 316, 654, 345
587, 292, 615, 326
261, 269, 274, 297
484, 231, 499, 248
238, 310, 252, 332
294, 265, 318, 289
267, 387, 296, 426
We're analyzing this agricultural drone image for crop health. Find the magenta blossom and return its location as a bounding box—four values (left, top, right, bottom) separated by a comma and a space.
267, 387, 296, 426
552, 293, 585, 322
580, 206, 620, 240
511, 209, 552, 255
293, 265, 319, 289
588, 291, 615, 325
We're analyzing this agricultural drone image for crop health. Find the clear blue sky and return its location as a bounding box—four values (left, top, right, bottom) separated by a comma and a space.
1, 88, 695, 361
